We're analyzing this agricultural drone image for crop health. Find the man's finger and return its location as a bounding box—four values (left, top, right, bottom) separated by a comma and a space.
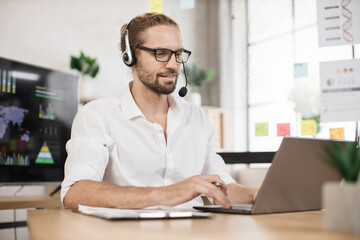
211, 181, 227, 195
200, 183, 231, 209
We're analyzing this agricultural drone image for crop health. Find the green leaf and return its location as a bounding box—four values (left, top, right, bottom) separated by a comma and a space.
349, 145, 360, 181
322, 140, 360, 182
205, 68, 215, 82
324, 143, 348, 178
69, 51, 100, 79
182, 64, 214, 87
70, 56, 80, 70
89, 63, 100, 78
79, 57, 87, 73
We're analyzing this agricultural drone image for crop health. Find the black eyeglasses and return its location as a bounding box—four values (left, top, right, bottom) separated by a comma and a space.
137, 46, 191, 63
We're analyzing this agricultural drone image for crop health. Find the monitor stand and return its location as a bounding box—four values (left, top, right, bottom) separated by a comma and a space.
49, 186, 61, 197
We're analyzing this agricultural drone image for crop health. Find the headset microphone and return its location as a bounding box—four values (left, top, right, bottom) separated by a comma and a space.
178, 61, 188, 97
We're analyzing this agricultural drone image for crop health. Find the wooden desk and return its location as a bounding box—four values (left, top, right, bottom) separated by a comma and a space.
0, 195, 61, 210
27, 209, 359, 240
0, 195, 61, 230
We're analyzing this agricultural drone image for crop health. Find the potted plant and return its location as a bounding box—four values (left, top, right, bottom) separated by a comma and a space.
288, 77, 321, 135
321, 138, 360, 233
182, 63, 215, 106
70, 51, 100, 98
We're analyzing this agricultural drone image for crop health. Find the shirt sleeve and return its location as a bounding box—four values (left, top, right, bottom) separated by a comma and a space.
201, 109, 236, 185
60, 104, 115, 205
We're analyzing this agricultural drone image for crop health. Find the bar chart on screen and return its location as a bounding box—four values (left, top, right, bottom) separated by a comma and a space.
39, 103, 56, 120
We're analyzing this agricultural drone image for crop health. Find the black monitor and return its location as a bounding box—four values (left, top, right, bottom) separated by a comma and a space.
0, 57, 78, 185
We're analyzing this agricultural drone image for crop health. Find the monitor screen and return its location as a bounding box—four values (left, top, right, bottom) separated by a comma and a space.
0, 57, 78, 185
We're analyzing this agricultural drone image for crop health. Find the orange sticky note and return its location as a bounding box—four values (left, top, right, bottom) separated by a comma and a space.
329, 128, 345, 140
255, 123, 269, 136
150, 0, 163, 12
301, 119, 317, 136
277, 123, 290, 136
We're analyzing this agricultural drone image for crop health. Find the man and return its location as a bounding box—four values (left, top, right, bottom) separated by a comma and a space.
61, 12, 258, 209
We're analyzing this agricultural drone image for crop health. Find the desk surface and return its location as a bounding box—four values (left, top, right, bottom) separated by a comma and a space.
0, 195, 61, 210
27, 209, 359, 240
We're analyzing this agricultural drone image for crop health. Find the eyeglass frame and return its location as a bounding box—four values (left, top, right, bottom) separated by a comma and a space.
136, 45, 192, 63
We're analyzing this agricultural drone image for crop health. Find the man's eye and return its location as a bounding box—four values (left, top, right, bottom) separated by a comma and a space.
156, 50, 167, 56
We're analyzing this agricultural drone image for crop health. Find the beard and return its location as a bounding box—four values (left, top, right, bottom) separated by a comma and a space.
135, 61, 178, 95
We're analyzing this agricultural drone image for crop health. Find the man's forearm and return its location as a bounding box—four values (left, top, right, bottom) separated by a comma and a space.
63, 180, 159, 209
64, 175, 232, 209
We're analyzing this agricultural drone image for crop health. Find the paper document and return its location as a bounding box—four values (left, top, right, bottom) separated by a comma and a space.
316, 0, 360, 46
319, 59, 360, 122
77, 205, 211, 220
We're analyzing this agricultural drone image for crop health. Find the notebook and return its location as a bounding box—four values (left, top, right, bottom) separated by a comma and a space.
194, 137, 346, 214
76, 204, 211, 220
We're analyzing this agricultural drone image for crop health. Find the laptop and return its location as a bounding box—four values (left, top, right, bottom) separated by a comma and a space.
194, 137, 346, 214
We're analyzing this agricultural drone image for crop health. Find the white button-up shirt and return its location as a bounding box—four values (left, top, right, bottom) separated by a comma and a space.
61, 84, 235, 208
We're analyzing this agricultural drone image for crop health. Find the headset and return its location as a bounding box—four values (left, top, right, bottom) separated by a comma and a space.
122, 18, 188, 97
178, 62, 188, 97
122, 20, 136, 66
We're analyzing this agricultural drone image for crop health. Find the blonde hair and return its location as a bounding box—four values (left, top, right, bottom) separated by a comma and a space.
120, 13, 180, 54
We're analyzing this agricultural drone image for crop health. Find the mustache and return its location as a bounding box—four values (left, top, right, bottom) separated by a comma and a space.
157, 69, 179, 77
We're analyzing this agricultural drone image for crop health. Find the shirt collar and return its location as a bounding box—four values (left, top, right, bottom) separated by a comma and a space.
119, 82, 145, 120
119, 82, 185, 121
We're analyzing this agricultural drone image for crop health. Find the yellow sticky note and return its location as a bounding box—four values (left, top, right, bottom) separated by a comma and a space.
255, 123, 269, 136
301, 119, 317, 136
329, 128, 345, 140
150, 0, 163, 12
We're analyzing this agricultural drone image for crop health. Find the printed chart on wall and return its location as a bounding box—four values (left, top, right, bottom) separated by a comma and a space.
319, 59, 360, 122
316, 0, 360, 46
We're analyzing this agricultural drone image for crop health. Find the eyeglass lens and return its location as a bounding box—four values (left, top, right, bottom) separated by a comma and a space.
155, 49, 189, 63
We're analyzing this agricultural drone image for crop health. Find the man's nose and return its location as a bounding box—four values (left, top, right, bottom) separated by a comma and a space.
165, 53, 180, 69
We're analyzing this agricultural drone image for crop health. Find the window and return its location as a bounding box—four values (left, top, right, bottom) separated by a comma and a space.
247, 0, 359, 151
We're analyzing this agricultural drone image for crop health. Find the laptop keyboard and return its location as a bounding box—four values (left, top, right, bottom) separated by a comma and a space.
197, 204, 253, 211
231, 204, 253, 211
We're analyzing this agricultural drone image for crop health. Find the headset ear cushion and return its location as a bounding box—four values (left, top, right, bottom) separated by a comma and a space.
123, 50, 136, 66
123, 52, 129, 62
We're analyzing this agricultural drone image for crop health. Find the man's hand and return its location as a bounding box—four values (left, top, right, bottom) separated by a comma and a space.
226, 183, 259, 204
252, 188, 259, 202
155, 175, 232, 209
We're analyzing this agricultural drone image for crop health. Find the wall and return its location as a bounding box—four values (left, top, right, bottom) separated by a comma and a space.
0, 0, 221, 100
0, 0, 248, 149
0, 1, 263, 238
0, 0, 147, 98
